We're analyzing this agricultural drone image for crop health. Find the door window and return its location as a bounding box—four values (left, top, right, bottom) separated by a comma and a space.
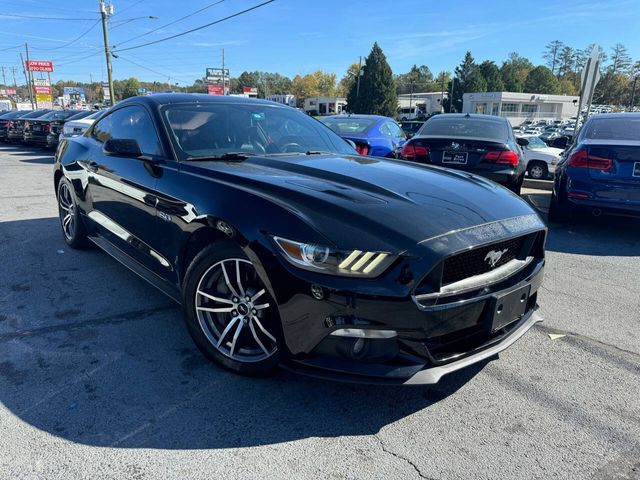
384, 122, 405, 139
92, 105, 163, 156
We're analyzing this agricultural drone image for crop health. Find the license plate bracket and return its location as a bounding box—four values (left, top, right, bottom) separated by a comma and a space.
442, 151, 468, 164
490, 284, 530, 332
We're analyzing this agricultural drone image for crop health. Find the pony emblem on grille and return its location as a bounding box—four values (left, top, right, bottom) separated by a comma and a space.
484, 249, 508, 268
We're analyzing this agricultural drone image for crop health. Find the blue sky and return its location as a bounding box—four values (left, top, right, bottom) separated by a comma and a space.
0, 0, 639, 85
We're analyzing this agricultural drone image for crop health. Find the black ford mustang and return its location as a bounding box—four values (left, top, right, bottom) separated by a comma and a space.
53, 94, 546, 385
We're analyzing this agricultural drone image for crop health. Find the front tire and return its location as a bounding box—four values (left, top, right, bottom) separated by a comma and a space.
182, 244, 281, 375
57, 177, 90, 249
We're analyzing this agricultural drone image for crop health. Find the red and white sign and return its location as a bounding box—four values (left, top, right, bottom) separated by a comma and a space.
243, 87, 258, 95
26, 60, 53, 72
6, 88, 16, 95
34, 85, 52, 95
207, 83, 224, 95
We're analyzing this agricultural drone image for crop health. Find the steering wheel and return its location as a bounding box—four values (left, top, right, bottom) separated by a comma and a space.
281, 142, 305, 153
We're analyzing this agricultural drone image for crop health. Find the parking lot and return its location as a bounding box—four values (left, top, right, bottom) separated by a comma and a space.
0, 144, 638, 479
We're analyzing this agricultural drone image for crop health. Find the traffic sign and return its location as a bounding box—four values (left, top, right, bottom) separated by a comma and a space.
576, 45, 602, 131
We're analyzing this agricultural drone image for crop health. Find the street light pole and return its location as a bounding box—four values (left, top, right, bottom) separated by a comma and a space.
99, 0, 115, 105
630, 76, 638, 110
449, 77, 455, 113
356, 56, 362, 97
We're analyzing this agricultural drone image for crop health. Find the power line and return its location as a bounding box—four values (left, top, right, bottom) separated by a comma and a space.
0, 44, 22, 52
114, 0, 225, 47
113, 0, 275, 53
30, 20, 101, 51
0, 13, 97, 21
110, 0, 146, 18
116, 55, 172, 80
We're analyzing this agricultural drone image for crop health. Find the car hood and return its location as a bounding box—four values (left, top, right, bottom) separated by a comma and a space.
185, 153, 537, 252
527, 148, 563, 161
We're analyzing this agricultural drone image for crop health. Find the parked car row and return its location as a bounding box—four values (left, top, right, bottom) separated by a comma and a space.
0, 109, 100, 149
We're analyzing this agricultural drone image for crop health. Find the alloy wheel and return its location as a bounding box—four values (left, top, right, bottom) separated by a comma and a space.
58, 181, 76, 241
529, 165, 545, 179
195, 258, 277, 363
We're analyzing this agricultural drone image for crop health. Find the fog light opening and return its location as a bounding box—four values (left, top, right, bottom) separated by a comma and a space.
352, 337, 366, 357
330, 328, 397, 339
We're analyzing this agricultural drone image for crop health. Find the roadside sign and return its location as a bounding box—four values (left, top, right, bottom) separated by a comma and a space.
243, 87, 258, 95
102, 82, 111, 102
34, 85, 51, 95
6, 88, 16, 95
207, 83, 224, 95
26, 60, 53, 72
205, 67, 229, 83
137, 87, 147, 95
33, 78, 51, 87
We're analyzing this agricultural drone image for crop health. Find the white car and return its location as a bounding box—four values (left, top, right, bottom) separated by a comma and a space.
518, 135, 564, 179
59, 110, 103, 141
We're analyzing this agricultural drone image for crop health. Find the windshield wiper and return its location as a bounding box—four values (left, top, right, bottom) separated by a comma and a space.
305, 150, 333, 155
186, 152, 251, 162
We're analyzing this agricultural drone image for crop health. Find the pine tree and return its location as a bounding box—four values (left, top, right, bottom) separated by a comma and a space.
346, 42, 397, 116
610, 43, 632, 74
543, 40, 565, 76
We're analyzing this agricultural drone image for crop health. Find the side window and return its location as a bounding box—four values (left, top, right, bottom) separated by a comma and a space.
386, 122, 405, 139
91, 105, 163, 156
379, 123, 392, 137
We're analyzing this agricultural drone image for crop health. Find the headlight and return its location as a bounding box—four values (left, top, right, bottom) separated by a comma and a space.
272, 236, 395, 277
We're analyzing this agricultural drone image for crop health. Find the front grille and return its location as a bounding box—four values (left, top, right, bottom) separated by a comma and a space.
441, 236, 524, 285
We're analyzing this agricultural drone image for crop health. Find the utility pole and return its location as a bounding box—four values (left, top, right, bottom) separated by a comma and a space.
1, 67, 6, 86
409, 81, 414, 116
449, 77, 455, 113
630, 76, 638, 110
22, 46, 35, 109
440, 73, 445, 113
12, 67, 18, 89
99, 0, 115, 105
221, 48, 226, 95
356, 56, 362, 97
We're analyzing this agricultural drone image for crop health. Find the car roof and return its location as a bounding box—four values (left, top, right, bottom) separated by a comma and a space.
323, 114, 391, 121
428, 113, 509, 124
585, 112, 640, 120
117, 93, 282, 109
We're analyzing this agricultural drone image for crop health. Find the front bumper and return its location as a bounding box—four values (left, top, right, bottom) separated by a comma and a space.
258, 214, 547, 384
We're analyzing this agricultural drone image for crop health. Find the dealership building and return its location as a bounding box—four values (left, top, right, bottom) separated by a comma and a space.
461, 92, 580, 126
397, 92, 447, 116
303, 96, 347, 115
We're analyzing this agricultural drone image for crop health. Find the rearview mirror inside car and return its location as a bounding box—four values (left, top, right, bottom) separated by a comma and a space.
103, 138, 143, 158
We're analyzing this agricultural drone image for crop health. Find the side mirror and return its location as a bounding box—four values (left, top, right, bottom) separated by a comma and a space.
344, 138, 357, 150
103, 138, 143, 158
516, 137, 529, 147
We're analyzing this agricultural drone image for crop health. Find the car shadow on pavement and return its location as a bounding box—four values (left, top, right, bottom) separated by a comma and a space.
0, 217, 486, 450
545, 215, 640, 257
18, 156, 55, 164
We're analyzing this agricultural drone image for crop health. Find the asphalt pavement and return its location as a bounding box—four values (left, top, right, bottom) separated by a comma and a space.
0, 144, 638, 480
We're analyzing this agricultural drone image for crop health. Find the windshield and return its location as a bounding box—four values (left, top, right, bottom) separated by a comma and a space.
582, 117, 640, 142
524, 136, 547, 149
319, 116, 378, 134
419, 116, 509, 140
162, 103, 355, 159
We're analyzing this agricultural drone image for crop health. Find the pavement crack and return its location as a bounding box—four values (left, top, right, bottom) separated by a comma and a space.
535, 323, 640, 359
0, 305, 178, 343
374, 434, 435, 479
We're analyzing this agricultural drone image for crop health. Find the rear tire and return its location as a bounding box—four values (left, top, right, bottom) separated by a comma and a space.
182, 243, 282, 376
527, 161, 548, 180
507, 175, 524, 196
548, 190, 569, 223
